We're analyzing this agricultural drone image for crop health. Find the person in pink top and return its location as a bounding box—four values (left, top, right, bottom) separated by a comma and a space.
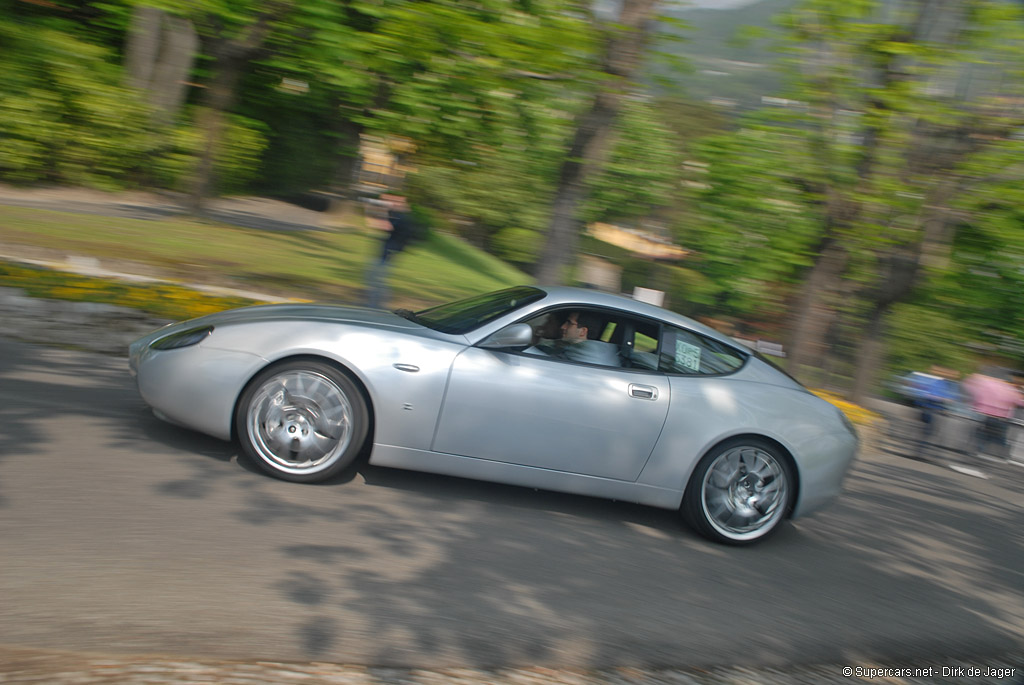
963, 370, 1024, 459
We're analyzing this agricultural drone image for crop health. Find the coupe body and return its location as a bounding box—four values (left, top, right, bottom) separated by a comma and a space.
129, 285, 858, 544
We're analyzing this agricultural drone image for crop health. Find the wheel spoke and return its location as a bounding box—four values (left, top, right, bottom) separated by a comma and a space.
247, 370, 357, 475
705, 489, 731, 516
700, 445, 790, 542
709, 461, 740, 488
310, 432, 338, 456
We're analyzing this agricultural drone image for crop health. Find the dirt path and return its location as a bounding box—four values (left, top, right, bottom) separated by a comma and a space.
0, 184, 340, 233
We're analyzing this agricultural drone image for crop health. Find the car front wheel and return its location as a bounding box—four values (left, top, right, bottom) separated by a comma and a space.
682, 438, 794, 545
237, 361, 368, 482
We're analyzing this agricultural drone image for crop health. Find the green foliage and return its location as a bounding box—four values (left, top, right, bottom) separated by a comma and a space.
0, 17, 157, 187
936, 139, 1024, 364
774, 0, 1024, 362
215, 115, 270, 193
148, 125, 202, 191
366, 0, 596, 161
584, 99, 679, 225
885, 302, 974, 376
376, 0, 599, 261
677, 123, 821, 321
237, 79, 345, 195
491, 226, 542, 266
618, 258, 719, 317
146, 113, 268, 192
409, 155, 555, 263
666, 0, 1024, 385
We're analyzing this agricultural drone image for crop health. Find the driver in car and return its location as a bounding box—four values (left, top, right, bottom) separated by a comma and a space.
525, 311, 621, 367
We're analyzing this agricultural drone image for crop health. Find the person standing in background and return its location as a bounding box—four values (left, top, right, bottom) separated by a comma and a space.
365, 193, 416, 309
909, 366, 960, 455
963, 368, 1024, 461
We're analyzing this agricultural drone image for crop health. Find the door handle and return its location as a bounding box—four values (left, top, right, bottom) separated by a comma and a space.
629, 384, 658, 400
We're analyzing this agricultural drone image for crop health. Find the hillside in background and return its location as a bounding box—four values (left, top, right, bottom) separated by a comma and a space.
657, 0, 798, 109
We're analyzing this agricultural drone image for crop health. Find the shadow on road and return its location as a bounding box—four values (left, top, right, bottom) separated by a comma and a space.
0, 340, 142, 507
253, 444, 1023, 667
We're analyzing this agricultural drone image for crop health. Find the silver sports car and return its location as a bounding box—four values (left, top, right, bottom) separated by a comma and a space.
129, 285, 858, 545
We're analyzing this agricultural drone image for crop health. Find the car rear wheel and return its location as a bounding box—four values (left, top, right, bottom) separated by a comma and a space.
237, 361, 368, 482
682, 438, 794, 545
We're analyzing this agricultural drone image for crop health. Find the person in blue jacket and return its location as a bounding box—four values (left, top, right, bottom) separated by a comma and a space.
907, 366, 960, 452
365, 194, 417, 308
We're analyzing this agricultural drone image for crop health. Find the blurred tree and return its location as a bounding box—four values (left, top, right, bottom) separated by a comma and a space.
0, 0, 158, 186
123, 0, 393, 209
680, 122, 822, 323
179, 0, 332, 211
534, 0, 661, 284
790, 0, 1024, 400
940, 139, 1024, 364
361, 0, 596, 258
582, 98, 678, 227
168, 0, 599, 212
685, 0, 1024, 399
123, 5, 198, 124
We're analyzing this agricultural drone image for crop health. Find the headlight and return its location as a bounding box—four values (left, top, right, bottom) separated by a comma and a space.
151, 326, 214, 350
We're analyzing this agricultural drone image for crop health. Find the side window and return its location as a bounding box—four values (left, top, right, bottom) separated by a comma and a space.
516, 308, 625, 369
522, 310, 565, 346
634, 331, 658, 354
659, 326, 746, 375
620, 319, 661, 371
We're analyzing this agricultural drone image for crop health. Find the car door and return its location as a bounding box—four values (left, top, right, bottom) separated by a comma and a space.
431, 326, 670, 482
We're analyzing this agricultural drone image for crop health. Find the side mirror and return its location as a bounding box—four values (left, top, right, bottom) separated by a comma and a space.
478, 323, 533, 350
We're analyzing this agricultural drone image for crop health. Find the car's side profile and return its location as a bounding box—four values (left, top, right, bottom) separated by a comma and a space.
129, 286, 858, 545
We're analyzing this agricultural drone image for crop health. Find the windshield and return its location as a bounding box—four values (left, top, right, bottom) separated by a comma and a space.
411, 286, 545, 335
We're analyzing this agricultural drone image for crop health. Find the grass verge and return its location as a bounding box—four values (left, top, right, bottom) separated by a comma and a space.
0, 204, 529, 308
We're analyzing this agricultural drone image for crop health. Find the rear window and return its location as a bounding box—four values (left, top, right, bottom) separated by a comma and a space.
659, 326, 747, 375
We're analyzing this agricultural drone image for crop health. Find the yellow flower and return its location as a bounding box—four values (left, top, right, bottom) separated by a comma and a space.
810, 389, 880, 427
1, 263, 258, 320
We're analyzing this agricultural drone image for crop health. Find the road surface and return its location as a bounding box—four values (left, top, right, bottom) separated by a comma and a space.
0, 337, 1022, 673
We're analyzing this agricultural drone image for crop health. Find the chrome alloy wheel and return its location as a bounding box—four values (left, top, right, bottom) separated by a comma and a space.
700, 445, 788, 542
246, 370, 354, 475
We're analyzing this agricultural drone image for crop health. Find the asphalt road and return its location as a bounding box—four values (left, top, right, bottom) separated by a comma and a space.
1, 337, 1022, 672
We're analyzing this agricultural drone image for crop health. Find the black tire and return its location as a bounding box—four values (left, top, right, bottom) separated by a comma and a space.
235, 360, 369, 483
681, 437, 795, 545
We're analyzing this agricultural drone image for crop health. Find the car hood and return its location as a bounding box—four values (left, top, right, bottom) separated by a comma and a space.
183, 303, 420, 330
130, 303, 424, 363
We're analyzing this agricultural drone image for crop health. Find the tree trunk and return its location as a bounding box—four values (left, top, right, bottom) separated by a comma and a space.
785, 236, 847, 376
124, 6, 197, 124
851, 302, 888, 404
848, 198, 953, 401
125, 6, 162, 91
329, 118, 365, 200
186, 12, 277, 213
187, 51, 247, 213
534, 0, 659, 284
535, 90, 620, 283
849, 249, 919, 403
149, 15, 198, 124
